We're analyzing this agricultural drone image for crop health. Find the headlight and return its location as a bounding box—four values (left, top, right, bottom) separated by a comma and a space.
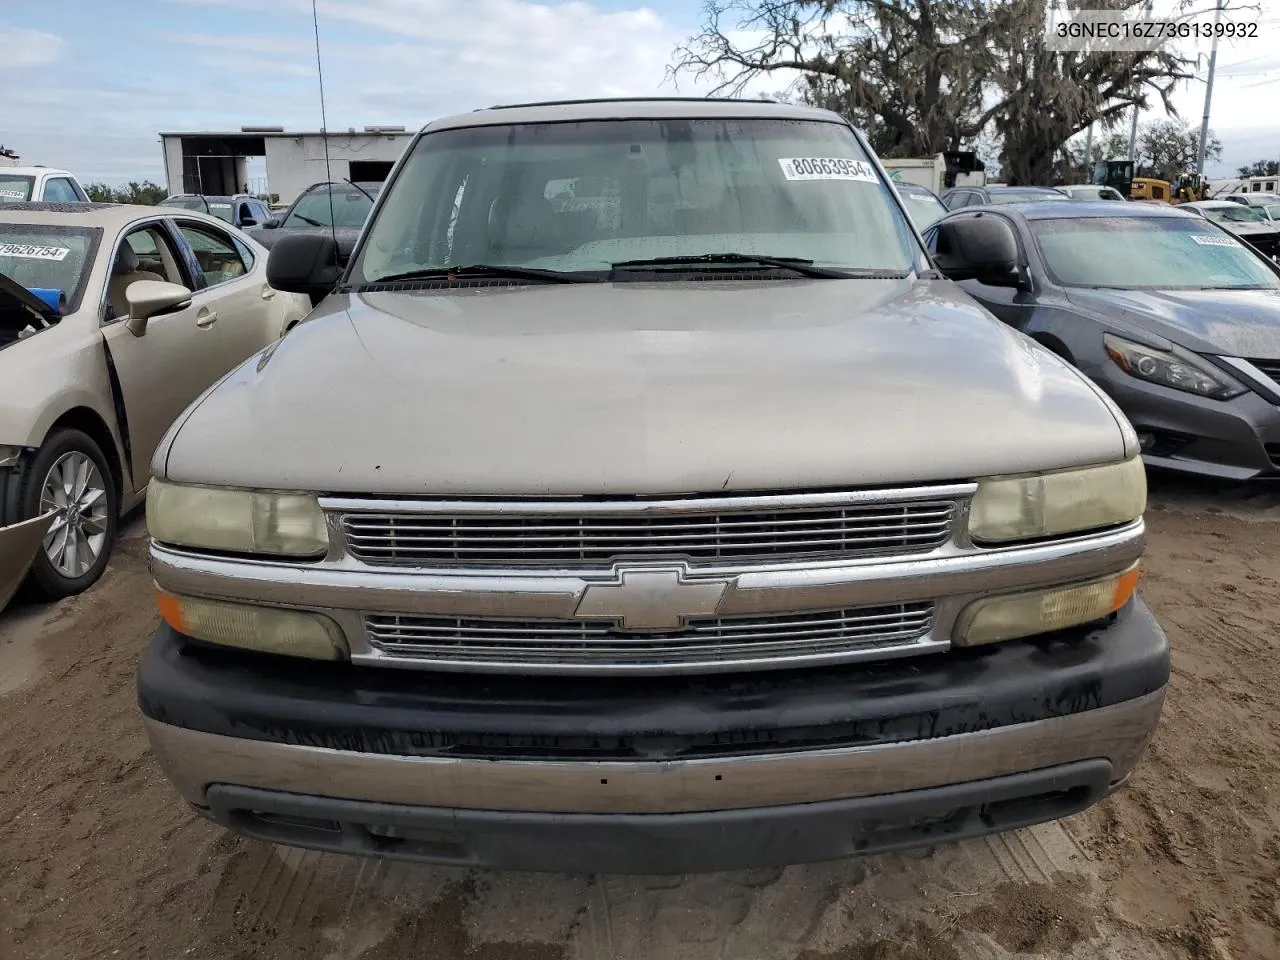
147, 479, 328, 557
156, 591, 346, 660
954, 564, 1140, 646
969, 457, 1146, 543
1104, 334, 1245, 399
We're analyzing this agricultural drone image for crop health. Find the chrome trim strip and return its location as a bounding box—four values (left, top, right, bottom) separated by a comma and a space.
149, 521, 1144, 622
319, 483, 980, 516
144, 688, 1165, 814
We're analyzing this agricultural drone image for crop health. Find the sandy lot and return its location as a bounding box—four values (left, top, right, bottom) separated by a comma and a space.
2, 475, 1279, 960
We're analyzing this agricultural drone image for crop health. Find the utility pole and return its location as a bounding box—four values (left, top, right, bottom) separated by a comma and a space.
1196, 0, 1226, 175
1127, 0, 1155, 165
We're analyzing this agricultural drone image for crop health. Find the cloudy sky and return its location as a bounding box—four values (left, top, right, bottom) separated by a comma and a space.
1, 0, 1277, 187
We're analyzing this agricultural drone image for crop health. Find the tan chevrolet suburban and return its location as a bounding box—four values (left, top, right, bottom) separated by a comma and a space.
137, 98, 1167, 874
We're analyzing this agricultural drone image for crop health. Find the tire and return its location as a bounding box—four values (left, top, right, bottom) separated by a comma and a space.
18, 429, 119, 601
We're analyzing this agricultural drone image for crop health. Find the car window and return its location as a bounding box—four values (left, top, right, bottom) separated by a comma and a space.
162, 196, 209, 213
231, 236, 256, 271
42, 178, 81, 203
205, 201, 235, 224
176, 222, 249, 287
1266, 204, 1280, 222
0, 224, 99, 312
286, 185, 374, 229
106, 225, 186, 320
0, 175, 34, 203
1030, 216, 1280, 290
897, 188, 948, 229
353, 117, 923, 282
986, 189, 1063, 205
944, 191, 969, 209
251, 201, 270, 222
1200, 205, 1269, 225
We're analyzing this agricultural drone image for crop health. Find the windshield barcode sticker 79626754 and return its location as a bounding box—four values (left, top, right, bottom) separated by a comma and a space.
778, 158, 880, 183
0, 243, 71, 261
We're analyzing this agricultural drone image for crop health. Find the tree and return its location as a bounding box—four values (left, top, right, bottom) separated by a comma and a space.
78, 180, 168, 205
674, 1, 1200, 182
83, 183, 116, 203
1133, 120, 1220, 181
1238, 160, 1280, 178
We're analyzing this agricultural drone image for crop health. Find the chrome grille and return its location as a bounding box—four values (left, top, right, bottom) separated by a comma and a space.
1249, 358, 1280, 382
339, 497, 957, 568
364, 602, 935, 671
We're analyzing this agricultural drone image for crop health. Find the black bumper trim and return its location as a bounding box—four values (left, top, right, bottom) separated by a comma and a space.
204, 759, 1115, 874
137, 599, 1169, 763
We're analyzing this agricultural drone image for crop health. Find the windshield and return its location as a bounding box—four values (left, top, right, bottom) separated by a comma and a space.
207, 201, 234, 223
286, 185, 376, 229
352, 118, 921, 283
1266, 204, 1280, 222
1200, 205, 1269, 225
1031, 216, 1279, 290
0, 176, 35, 203
986, 189, 1064, 205
161, 196, 209, 212
897, 188, 947, 229
0, 224, 101, 312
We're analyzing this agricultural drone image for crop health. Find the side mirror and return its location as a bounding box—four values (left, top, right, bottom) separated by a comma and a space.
125, 280, 192, 336
264, 217, 282, 229
932, 215, 1021, 286
240, 216, 258, 228
267, 232, 344, 304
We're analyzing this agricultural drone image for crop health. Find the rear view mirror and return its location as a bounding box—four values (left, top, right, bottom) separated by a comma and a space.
932, 215, 1021, 286
267, 232, 344, 306
125, 280, 192, 336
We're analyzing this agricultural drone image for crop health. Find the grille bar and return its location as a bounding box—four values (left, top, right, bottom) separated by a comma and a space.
364, 603, 935, 669
339, 496, 958, 568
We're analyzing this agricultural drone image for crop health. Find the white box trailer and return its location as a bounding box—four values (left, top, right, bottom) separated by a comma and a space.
882, 156, 947, 194
882, 155, 986, 195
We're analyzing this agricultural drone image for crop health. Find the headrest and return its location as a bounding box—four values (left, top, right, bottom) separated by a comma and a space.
113, 243, 140, 274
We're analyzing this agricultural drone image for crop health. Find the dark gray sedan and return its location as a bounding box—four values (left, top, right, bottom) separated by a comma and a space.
925, 201, 1280, 479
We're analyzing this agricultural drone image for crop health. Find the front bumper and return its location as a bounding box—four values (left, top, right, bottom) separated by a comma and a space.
0, 511, 53, 610
1093, 363, 1280, 480
139, 598, 1169, 873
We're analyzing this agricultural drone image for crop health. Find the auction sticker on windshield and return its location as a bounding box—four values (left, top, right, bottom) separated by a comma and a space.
779, 158, 879, 183
0, 244, 71, 261
1190, 234, 1237, 247
0, 189, 27, 200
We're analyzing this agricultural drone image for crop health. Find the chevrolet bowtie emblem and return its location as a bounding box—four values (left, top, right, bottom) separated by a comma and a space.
574, 567, 731, 632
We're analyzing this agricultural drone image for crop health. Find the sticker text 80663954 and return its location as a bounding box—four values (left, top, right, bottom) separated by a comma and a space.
778, 157, 880, 183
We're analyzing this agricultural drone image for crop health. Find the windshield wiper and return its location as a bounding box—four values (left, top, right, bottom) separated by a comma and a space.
368, 264, 593, 285
610, 253, 898, 279
292, 214, 325, 228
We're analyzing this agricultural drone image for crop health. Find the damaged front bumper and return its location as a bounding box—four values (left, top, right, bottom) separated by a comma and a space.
0, 511, 54, 611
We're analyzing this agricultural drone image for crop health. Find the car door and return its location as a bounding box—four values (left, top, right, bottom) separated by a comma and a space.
98, 221, 235, 488
170, 217, 279, 362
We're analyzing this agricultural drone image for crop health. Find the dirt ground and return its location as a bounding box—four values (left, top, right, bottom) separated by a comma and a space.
3, 474, 1280, 960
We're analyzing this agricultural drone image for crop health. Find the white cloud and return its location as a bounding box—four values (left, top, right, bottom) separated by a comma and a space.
0, 23, 65, 69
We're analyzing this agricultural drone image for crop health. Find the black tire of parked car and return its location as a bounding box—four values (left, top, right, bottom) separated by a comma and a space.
14, 429, 119, 601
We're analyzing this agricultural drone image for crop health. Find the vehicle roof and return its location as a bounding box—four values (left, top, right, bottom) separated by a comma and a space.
0, 201, 252, 230
423, 97, 843, 133
0, 166, 75, 177
1004, 200, 1195, 220
166, 193, 256, 201
1182, 200, 1244, 210
985, 185, 1063, 193
301, 181, 383, 192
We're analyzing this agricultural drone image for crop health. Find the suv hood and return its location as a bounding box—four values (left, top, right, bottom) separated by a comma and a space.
162, 279, 1129, 495
1065, 287, 1280, 357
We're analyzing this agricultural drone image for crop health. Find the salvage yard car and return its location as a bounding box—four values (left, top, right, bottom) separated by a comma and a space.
0, 202, 309, 610
930, 201, 1280, 479
247, 180, 381, 255
139, 98, 1168, 875
1180, 200, 1280, 262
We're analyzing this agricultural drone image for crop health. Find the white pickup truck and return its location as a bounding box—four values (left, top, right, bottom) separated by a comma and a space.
0, 167, 89, 204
